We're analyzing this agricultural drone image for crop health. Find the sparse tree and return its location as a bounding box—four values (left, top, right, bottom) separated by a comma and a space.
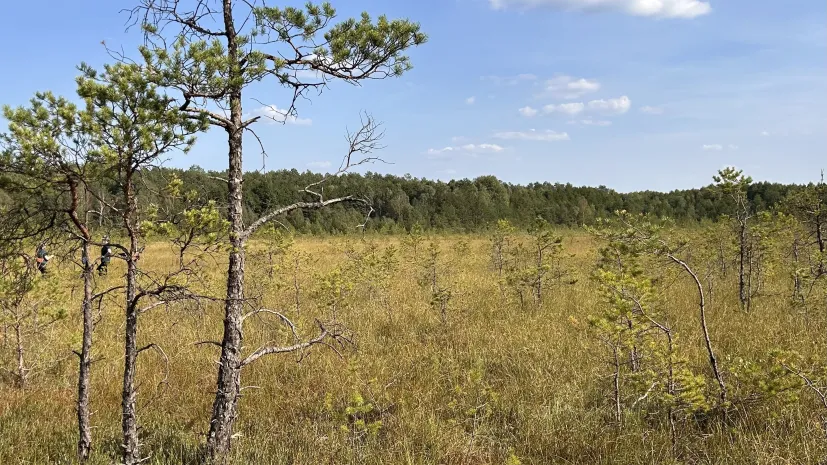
0, 252, 66, 389
603, 211, 728, 407
76, 61, 206, 465
783, 174, 827, 308
490, 219, 516, 287
714, 167, 754, 310
1, 91, 112, 461
128, 3, 425, 455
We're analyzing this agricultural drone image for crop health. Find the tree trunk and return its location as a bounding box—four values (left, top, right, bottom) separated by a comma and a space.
206, 9, 245, 452
612, 341, 621, 423
121, 166, 141, 465
14, 319, 26, 389
739, 221, 747, 309
294, 256, 301, 315
535, 246, 543, 305
122, 234, 140, 465
77, 241, 93, 461
668, 254, 727, 406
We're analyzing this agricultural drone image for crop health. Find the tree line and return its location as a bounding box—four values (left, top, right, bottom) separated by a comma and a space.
39, 165, 822, 233
3, 164, 813, 237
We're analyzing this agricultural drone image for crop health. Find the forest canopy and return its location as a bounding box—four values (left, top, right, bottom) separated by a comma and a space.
2, 164, 802, 235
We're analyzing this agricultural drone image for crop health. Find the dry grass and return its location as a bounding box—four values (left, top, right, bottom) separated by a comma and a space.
0, 232, 824, 464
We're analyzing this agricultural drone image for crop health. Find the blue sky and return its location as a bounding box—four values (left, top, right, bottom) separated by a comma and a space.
1, 0, 824, 192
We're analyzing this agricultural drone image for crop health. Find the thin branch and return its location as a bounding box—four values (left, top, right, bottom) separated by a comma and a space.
239, 320, 349, 367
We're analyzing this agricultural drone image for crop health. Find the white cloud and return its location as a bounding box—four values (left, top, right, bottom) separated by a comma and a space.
543, 102, 586, 115
251, 105, 312, 125
568, 119, 613, 126
728, 144, 739, 150
488, 0, 712, 19
493, 129, 570, 141
481, 74, 538, 86
307, 161, 332, 169
587, 96, 631, 115
760, 131, 770, 136
466, 96, 476, 105
519, 106, 539, 117
640, 105, 664, 115
426, 143, 505, 159
541, 75, 601, 99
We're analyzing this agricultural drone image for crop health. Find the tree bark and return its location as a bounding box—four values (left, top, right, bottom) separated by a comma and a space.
122, 170, 141, 465
77, 241, 93, 461
68, 179, 94, 461
738, 220, 748, 310
14, 319, 26, 389
206, 3, 245, 454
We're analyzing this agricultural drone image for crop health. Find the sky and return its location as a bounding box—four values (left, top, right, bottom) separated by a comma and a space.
0, 0, 825, 192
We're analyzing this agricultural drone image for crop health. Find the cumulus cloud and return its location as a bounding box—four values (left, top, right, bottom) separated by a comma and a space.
493, 129, 570, 141
587, 96, 631, 115
543, 102, 586, 115
640, 105, 664, 115
541, 75, 601, 99
251, 105, 312, 125
488, 0, 712, 19
519, 106, 539, 117
522, 96, 631, 118
307, 161, 332, 169
426, 143, 505, 159
466, 96, 476, 105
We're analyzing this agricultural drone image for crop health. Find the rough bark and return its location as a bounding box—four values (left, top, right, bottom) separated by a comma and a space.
206, 4, 245, 453
69, 180, 95, 462
77, 241, 93, 461
121, 170, 141, 465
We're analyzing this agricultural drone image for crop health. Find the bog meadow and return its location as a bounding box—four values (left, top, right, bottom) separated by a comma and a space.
0, 1, 825, 464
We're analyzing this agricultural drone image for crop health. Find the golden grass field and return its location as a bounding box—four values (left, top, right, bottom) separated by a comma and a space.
0, 232, 824, 464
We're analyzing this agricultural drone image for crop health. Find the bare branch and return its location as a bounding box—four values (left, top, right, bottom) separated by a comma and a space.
239, 320, 350, 367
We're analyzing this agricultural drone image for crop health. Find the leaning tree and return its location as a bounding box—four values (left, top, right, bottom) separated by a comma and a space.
1, 91, 112, 461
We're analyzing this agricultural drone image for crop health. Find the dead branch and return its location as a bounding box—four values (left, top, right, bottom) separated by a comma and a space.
239, 320, 350, 367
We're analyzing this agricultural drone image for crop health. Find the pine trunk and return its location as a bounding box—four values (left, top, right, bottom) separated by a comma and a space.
77, 241, 93, 461
206, 9, 246, 452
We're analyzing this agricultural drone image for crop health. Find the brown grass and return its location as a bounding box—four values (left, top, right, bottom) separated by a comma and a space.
0, 232, 823, 464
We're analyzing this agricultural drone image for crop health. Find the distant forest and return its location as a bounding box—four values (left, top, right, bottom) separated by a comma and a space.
2, 165, 818, 234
